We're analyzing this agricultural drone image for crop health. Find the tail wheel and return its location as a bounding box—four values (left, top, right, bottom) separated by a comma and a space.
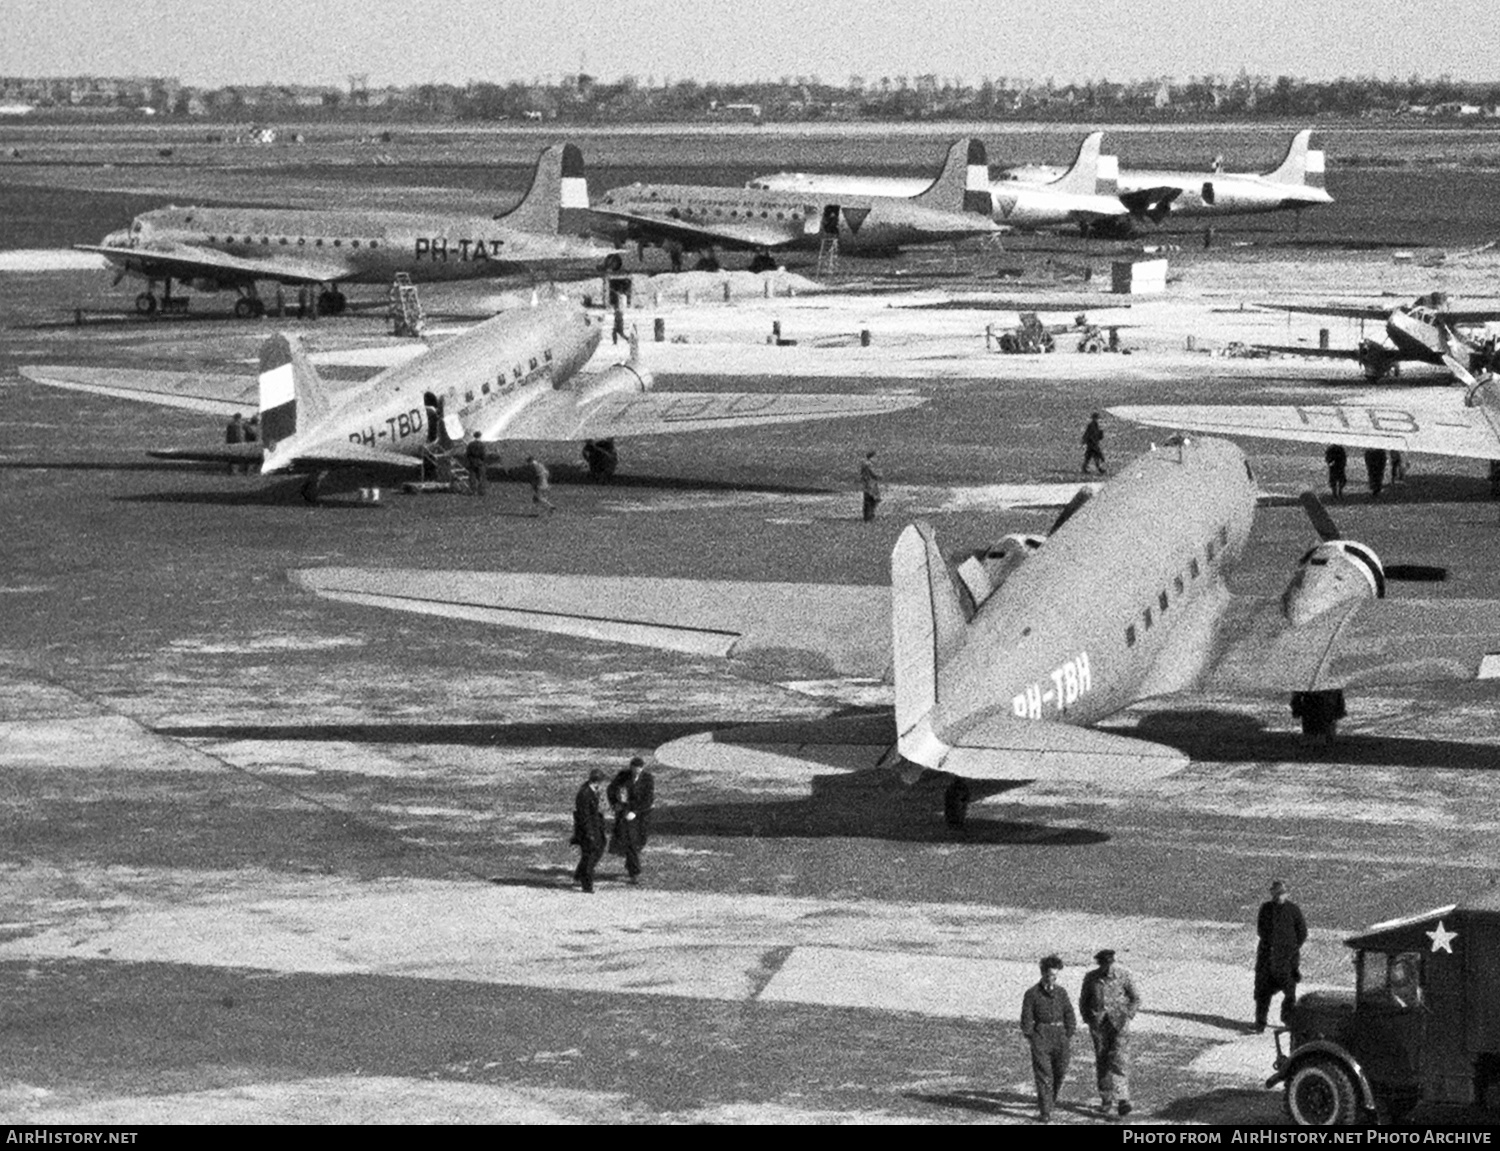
1286, 1057, 1360, 1126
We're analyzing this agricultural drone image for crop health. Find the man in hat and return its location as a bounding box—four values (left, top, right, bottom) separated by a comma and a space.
1255, 879, 1308, 1031
1019, 954, 1076, 1123
571, 768, 610, 893
1081, 413, 1106, 474
607, 755, 655, 885
1080, 948, 1139, 1117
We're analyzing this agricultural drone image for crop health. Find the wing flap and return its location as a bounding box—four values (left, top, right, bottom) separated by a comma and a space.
19, 365, 259, 416
495, 389, 924, 441
291, 569, 891, 678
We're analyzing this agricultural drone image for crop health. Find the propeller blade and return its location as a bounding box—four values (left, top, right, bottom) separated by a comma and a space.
1048, 487, 1093, 536
1298, 491, 1344, 542
111, 268, 127, 287
1385, 564, 1448, 582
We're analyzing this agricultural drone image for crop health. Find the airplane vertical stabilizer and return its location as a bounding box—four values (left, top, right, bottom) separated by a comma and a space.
913, 138, 992, 216
1266, 129, 1323, 188
498, 143, 590, 235
890, 521, 969, 768
258, 334, 332, 449
1047, 131, 1109, 195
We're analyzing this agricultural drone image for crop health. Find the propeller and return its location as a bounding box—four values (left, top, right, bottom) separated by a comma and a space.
1298, 491, 1447, 582
1047, 487, 1093, 536
111, 268, 127, 287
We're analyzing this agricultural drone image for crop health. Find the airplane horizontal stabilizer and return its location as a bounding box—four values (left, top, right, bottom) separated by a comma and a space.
291, 569, 891, 678
278, 442, 424, 471
492, 388, 925, 442
20, 365, 258, 416
587, 208, 793, 252
148, 443, 264, 465
654, 716, 898, 778
937, 715, 1188, 784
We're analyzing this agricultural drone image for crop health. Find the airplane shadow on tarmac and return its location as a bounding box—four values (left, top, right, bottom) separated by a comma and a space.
1129, 709, 1500, 772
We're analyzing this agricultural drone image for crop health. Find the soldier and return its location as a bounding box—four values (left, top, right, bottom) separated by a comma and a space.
525, 455, 555, 516
1255, 879, 1308, 1031
1082, 413, 1106, 474
1080, 949, 1139, 1117
607, 755, 655, 885
1020, 954, 1076, 1123
465, 432, 488, 497
570, 768, 609, 894
1324, 444, 1348, 500
860, 450, 882, 522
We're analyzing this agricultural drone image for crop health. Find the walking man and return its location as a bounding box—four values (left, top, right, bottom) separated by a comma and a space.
1019, 954, 1076, 1123
1363, 447, 1388, 499
1080, 949, 1139, 1117
571, 768, 609, 893
607, 756, 655, 884
465, 432, 488, 497
1255, 879, 1308, 1031
525, 455, 555, 515
1324, 444, 1347, 500
1082, 413, 1106, 474
860, 450, 882, 522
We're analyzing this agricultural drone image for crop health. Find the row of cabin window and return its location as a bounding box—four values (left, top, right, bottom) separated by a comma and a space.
1123, 524, 1231, 648
463, 349, 553, 402
608, 198, 806, 222
209, 236, 380, 249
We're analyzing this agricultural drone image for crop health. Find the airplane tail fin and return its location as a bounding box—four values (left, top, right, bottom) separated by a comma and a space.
497, 143, 591, 234
891, 521, 971, 768
1047, 131, 1117, 196
1265, 129, 1324, 188
258, 333, 333, 449
912, 138, 992, 216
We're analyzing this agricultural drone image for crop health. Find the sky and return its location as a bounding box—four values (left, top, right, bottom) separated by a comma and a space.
4, 0, 1496, 89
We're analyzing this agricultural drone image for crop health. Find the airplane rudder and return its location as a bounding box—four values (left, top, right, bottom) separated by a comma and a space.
558, 142, 592, 234
1269, 129, 1318, 186
1054, 131, 1102, 194
501, 144, 565, 232
257, 333, 300, 444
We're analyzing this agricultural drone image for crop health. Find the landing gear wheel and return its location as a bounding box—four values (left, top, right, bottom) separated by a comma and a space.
1291, 690, 1345, 743
1285, 1057, 1360, 1126
234, 297, 257, 319
943, 778, 971, 829
328, 291, 348, 315
301, 470, 328, 505
693, 254, 721, 273
135, 292, 157, 315
582, 439, 619, 481
603, 253, 624, 273
749, 253, 777, 274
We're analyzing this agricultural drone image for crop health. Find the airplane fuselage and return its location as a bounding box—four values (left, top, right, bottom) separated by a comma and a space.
593, 183, 994, 253
937, 438, 1258, 739
1118, 169, 1333, 217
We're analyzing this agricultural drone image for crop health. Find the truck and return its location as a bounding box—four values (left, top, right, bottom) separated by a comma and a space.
1267, 894, 1500, 1125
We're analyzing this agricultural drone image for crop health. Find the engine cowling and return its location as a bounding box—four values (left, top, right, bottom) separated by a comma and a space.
570, 360, 653, 405
1282, 539, 1384, 626
956, 533, 1044, 608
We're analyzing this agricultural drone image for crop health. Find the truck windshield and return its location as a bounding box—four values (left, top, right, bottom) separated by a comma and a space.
1358, 950, 1424, 1009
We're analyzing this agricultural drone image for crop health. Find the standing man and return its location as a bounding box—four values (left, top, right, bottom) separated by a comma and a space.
1019, 954, 1076, 1124
225, 412, 247, 475
859, 450, 882, 522
1324, 444, 1347, 500
1082, 413, 1106, 474
607, 755, 655, 885
525, 455, 556, 516
1080, 949, 1140, 1117
571, 768, 609, 894
1363, 447, 1388, 500
465, 432, 489, 497
1255, 879, 1308, 1031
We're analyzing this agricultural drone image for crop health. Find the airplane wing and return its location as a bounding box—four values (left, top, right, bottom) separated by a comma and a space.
586, 207, 795, 252
1255, 301, 1391, 321
1203, 594, 1500, 694
18, 365, 259, 416
289, 568, 891, 679
485, 388, 926, 442
76, 241, 353, 286
1439, 309, 1500, 325
1108, 399, 1500, 461
1251, 344, 1368, 361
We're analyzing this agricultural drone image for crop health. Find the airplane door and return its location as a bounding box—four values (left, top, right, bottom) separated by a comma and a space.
1201, 181, 1216, 206
820, 204, 842, 236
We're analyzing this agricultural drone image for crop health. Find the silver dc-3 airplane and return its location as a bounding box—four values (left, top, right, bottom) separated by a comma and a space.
81, 144, 614, 318
292, 436, 1500, 824
588, 138, 1000, 273
18, 302, 924, 501
1254, 292, 1500, 383
747, 131, 1129, 233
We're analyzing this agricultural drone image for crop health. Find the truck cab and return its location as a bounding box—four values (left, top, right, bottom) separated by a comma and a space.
1269, 896, 1500, 1125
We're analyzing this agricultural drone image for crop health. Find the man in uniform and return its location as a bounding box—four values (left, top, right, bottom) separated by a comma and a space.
859, 450, 882, 522
1080, 948, 1139, 1117
465, 432, 489, 497
1082, 413, 1106, 474
1255, 879, 1308, 1030
1019, 954, 1076, 1123
607, 756, 655, 885
571, 768, 609, 893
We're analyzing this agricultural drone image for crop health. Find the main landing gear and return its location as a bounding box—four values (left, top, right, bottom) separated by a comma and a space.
317, 289, 348, 316
943, 778, 971, 829
135, 276, 183, 315
582, 439, 619, 481
748, 252, 778, 274
301, 469, 329, 505
1291, 690, 1346, 744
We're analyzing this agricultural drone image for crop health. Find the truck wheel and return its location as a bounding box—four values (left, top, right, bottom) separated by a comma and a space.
1286, 1057, 1360, 1126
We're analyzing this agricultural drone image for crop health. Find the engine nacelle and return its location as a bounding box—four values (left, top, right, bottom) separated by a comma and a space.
1282, 539, 1384, 625
571, 360, 653, 405
957, 533, 1044, 608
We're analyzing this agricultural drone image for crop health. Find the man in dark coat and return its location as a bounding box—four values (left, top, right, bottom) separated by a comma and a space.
1081, 413, 1106, 474
1363, 447, 1388, 499
1080, 948, 1140, 1116
1255, 879, 1308, 1030
571, 768, 609, 894
225, 412, 247, 474
607, 756, 655, 884
465, 433, 489, 497
859, 450, 882, 522
1020, 954, 1076, 1123
1324, 444, 1347, 499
